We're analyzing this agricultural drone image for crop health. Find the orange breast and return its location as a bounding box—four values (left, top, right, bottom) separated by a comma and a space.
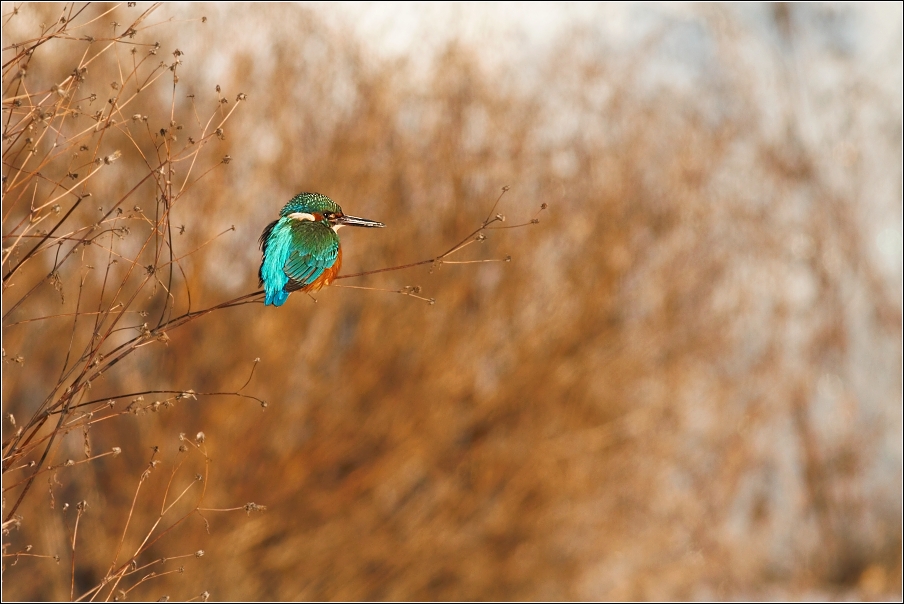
302, 246, 342, 292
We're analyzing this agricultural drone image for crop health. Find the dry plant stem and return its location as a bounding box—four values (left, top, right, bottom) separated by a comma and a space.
338, 193, 545, 282
36, 360, 218, 447
4, 196, 535, 462
4, 18, 549, 597
97, 453, 169, 601
120, 567, 185, 598
3, 69, 228, 288
2, 550, 61, 564
85, 449, 210, 603
332, 283, 435, 304
0, 4, 90, 69
71, 503, 85, 600
3, 189, 539, 523
2, 167, 160, 307
6, 124, 244, 518
6, 123, 239, 411
3, 7, 160, 194
2, 7, 268, 600
3, 391, 73, 524
3, 450, 120, 491
57, 387, 265, 416
3, 116, 225, 289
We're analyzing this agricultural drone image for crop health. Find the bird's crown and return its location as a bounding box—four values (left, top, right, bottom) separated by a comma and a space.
280, 192, 341, 217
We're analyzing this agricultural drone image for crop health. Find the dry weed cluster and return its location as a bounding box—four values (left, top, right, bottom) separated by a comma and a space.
2, 3, 902, 601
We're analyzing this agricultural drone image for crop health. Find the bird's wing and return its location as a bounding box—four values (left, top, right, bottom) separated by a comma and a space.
283, 220, 340, 291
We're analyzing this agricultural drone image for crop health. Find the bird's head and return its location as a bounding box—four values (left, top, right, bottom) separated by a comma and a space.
281, 192, 384, 231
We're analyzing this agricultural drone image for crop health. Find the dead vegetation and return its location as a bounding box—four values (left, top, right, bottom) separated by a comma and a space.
3, 3, 901, 601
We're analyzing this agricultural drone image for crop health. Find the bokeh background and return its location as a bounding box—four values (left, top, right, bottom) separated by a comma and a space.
3, 2, 902, 600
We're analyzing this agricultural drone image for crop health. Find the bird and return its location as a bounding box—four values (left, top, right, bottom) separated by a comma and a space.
258, 192, 384, 306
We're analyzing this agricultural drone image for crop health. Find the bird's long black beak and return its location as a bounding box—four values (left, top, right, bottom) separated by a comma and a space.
337, 214, 385, 228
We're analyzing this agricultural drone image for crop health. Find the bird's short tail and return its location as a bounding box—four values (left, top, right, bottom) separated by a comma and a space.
264, 288, 289, 307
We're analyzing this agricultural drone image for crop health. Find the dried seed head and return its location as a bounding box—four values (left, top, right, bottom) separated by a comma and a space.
195, 431, 205, 443
540, 202, 548, 210
112, 447, 121, 456
195, 550, 205, 558
243, 502, 267, 514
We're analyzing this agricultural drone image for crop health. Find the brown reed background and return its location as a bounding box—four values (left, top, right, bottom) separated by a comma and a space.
2, 3, 901, 601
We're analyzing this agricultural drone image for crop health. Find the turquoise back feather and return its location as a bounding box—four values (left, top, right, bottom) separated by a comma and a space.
259, 193, 342, 306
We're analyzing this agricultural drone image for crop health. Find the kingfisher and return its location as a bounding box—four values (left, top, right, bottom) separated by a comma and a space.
258, 192, 384, 306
